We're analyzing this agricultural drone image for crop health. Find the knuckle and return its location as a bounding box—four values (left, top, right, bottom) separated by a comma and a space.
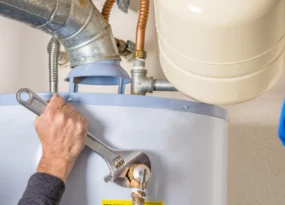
65, 104, 73, 109
67, 117, 76, 125
59, 97, 65, 105
81, 117, 88, 125
59, 96, 65, 102
45, 107, 55, 118
76, 121, 84, 130
48, 98, 58, 106
49, 95, 65, 108
50, 94, 59, 101
55, 112, 66, 122
74, 108, 81, 114
45, 107, 53, 115
77, 120, 88, 132
81, 116, 88, 124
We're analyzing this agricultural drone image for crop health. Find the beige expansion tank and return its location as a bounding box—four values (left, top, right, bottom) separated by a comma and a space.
154, 0, 285, 104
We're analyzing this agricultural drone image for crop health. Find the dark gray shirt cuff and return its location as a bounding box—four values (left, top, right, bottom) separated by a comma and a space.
18, 173, 65, 205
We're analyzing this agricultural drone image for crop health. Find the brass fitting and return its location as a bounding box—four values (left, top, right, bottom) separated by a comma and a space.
58, 51, 69, 67
132, 191, 146, 205
116, 39, 135, 61
127, 164, 151, 188
133, 50, 147, 59
128, 164, 150, 205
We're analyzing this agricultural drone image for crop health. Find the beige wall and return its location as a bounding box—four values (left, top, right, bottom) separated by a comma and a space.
226, 72, 285, 205
0, 1, 285, 204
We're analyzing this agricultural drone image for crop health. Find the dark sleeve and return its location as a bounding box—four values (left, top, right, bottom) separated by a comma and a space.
18, 173, 65, 205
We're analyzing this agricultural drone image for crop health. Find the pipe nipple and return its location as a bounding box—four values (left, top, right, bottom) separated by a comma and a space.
133, 50, 147, 59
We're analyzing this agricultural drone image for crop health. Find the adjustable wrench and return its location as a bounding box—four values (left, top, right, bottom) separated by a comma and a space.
16, 88, 151, 187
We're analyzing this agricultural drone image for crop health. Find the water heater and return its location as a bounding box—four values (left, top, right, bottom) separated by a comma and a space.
0, 93, 228, 205
155, 0, 285, 104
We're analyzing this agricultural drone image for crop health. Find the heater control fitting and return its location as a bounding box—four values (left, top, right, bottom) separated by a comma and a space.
131, 60, 177, 95
127, 164, 151, 205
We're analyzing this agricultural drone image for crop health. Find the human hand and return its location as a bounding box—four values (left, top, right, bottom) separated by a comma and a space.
35, 94, 88, 182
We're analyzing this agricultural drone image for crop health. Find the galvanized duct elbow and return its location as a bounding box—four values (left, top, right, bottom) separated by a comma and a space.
0, 0, 120, 67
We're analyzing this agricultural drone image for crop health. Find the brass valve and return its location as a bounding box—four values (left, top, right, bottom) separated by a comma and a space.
127, 164, 151, 205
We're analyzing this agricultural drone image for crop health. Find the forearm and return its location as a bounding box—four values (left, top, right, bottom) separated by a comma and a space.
37, 157, 75, 183
18, 94, 87, 205
18, 173, 65, 205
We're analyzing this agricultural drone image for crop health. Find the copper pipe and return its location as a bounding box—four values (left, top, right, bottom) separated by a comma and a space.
102, 0, 116, 22
136, 0, 150, 51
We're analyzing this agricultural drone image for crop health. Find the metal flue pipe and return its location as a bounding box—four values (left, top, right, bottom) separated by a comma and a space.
0, 0, 120, 68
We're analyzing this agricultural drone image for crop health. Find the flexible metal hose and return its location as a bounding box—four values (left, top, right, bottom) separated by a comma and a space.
102, 0, 116, 22
136, 0, 150, 51
48, 37, 60, 93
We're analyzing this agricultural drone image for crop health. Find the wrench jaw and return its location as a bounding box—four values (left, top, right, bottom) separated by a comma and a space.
103, 152, 152, 188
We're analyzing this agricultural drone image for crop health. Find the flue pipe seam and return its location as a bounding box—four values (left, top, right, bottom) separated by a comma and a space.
0, 0, 120, 67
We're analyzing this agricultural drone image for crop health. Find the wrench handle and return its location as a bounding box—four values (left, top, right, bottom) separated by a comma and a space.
17, 88, 48, 116
16, 88, 119, 166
